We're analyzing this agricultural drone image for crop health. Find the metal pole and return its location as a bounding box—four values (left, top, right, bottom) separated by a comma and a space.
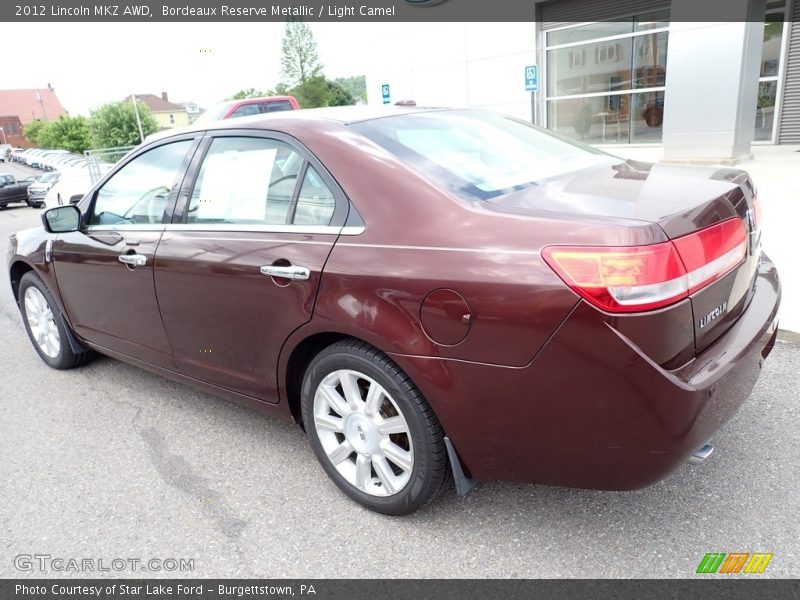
36, 90, 48, 121
531, 92, 535, 124
131, 95, 145, 143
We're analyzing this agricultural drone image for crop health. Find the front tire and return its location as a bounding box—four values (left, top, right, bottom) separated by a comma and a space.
301, 340, 450, 515
19, 272, 91, 369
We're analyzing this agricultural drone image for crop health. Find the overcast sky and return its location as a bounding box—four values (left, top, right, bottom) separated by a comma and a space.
4, 22, 409, 115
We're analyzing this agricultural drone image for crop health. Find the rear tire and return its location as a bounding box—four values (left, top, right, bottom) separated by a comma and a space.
301, 339, 450, 515
18, 272, 92, 370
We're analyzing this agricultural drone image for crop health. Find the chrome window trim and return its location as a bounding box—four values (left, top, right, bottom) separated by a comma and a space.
85, 225, 166, 233
86, 224, 365, 236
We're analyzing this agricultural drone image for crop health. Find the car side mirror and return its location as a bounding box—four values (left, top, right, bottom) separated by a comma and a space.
69, 194, 84, 205
42, 205, 81, 233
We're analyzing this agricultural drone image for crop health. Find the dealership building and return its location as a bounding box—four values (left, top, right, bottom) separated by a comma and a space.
365, 0, 799, 163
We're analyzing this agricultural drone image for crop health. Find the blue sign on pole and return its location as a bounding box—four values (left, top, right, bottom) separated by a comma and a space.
524, 65, 538, 92
382, 84, 391, 104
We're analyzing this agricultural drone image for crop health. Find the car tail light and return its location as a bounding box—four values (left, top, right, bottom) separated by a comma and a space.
542, 218, 747, 313
752, 192, 762, 230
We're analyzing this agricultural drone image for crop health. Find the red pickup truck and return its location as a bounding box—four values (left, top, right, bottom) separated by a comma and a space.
194, 96, 299, 124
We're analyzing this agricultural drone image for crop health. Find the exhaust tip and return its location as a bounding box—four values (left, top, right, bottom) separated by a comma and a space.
689, 442, 714, 464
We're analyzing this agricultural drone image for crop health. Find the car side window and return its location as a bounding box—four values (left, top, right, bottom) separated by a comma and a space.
186, 137, 303, 225
261, 101, 292, 113
230, 104, 261, 118
292, 167, 336, 226
89, 140, 193, 226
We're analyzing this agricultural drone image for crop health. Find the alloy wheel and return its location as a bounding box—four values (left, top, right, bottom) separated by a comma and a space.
313, 369, 414, 497
24, 286, 61, 358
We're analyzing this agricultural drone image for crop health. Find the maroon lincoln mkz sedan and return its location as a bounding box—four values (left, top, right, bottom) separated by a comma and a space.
8, 108, 780, 514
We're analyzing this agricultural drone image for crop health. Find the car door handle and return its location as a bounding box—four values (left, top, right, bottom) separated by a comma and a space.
118, 254, 147, 267
260, 264, 311, 281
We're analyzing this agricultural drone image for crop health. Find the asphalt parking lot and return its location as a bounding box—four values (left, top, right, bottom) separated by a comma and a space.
0, 201, 798, 579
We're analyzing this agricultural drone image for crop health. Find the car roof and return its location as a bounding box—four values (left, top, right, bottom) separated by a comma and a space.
145, 105, 450, 144
228, 96, 296, 106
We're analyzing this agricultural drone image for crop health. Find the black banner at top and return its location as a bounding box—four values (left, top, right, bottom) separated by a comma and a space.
1, 0, 796, 22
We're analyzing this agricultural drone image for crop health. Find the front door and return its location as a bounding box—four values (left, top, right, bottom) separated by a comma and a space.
54, 138, 197, 368
154, 133, 347, 401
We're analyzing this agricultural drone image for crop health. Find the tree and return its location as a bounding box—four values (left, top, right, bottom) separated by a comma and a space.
290, 76, 355, 109
40, 115, 92, 153
324, 79, 356, 107
280, 21, 323, 87
91, 101, 159, 148
290, 76, 330, 109
23, 120, 50, 146
229, 88, 274, 100
334, 76, 367, 102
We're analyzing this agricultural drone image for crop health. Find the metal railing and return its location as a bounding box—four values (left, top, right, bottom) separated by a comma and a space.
83, 146, 136, 184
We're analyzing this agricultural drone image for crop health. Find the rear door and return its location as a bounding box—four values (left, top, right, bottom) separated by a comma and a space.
154, 131, 349, 402
53, 137, 199, 368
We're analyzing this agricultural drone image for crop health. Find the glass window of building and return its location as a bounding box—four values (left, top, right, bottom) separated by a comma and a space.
755, 0, 788, 142
544, 11, 669, 144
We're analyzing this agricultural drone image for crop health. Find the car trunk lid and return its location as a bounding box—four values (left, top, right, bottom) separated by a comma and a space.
488, 159, 761, 356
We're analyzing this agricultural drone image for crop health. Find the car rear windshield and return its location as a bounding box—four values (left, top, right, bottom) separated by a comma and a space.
262, 100, 293, 112
351, 110, 614, 200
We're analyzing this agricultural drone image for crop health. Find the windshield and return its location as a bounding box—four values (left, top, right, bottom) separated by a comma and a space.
351, 110, 616, 200
193, 101, 233, 125
41, 172, 59, 183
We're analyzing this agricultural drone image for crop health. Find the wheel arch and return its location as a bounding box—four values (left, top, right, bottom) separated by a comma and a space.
282, 331, 358, 426
280, 327, 441, 431
12, 260, 90, 357
9, 259, 35, 306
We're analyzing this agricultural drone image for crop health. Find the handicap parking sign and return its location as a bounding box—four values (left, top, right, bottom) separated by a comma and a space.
525, 66, 538, 92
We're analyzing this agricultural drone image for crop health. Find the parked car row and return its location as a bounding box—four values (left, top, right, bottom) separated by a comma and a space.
1, 146, 118, 210
10, 148, 89, 172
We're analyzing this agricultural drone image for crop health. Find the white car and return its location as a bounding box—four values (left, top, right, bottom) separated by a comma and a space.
38, 150, 70, 170
43, 169, 94, 208
26, 171, 60, 207
17, 149, 40, 166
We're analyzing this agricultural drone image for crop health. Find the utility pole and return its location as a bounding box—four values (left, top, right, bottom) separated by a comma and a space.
35, 90, 48, 121
131, 94, 145, 143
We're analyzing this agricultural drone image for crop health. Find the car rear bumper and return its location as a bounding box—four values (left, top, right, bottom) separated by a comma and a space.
391, 253, 781, 489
